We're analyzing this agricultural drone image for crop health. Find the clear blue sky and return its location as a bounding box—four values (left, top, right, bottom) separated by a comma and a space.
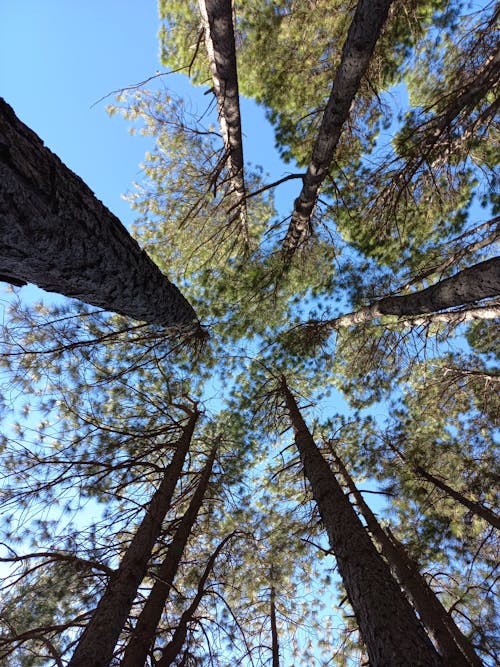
0, 1, 291, 231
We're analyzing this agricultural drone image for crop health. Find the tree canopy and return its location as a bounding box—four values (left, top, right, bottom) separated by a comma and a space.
1, 1, 499, 666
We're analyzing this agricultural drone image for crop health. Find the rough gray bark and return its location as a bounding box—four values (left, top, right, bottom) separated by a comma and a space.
122, 446, 217, 667
281, 378, 442, 667
156, 532, 237, 667
0, 98, 197, 327
198, 0, 248, 243
332, 447, 482, 667
282, 0, 392, 256
68, 410, 198, 667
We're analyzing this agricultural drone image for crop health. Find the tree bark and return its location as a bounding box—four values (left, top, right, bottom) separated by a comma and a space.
122, 445, 217, 667
68, 410, 198, 667
0, 98, 197, 327
280, 378, 442, 667
270, 584, 280, 667
331, 446, 482, 667
282, 0, 392, 256
156, 532, 237, 667
198, 0, 248, 243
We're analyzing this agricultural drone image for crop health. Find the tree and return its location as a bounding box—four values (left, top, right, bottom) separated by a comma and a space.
0, 98, 197, 328
1, 0, 499, 665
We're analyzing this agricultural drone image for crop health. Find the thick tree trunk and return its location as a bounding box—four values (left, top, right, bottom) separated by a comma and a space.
282, 0, 392, 256
270, 584, 280, 667
198, 0, 248, 243
0, 98, 197, 327
68, 411, 198, 667
122, 446, 217, 667
389, 442, 500, 530
331, 447, 482, 667
156, 532, 236, 667
280, 379, 442, 667
377, 257, 500, 316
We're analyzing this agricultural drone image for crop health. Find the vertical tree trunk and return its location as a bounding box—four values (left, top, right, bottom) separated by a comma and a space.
331, 445, 482, 667
156, 532, 237, 667
388, 442, 500, 530
280, 378, 442, 667
0, 98, 197, 327
282, 0, 392, 256
122, 445, 217, 667
270, 584, 280, 667
197, 0, 248, 243
68, 409, 198, 667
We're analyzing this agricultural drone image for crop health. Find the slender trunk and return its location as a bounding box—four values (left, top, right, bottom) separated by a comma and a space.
270, 584, 280, 667
68, 411, 198, 667
414, 465, 500, 530
331, 446, 482, 667
156, 532, 237, 667
122, 446, 217, 667
280, 379, 441, 666
282, 0, 392, 256
389, 442, 500, 530
0, 98, 197, 327
198, 0, 248, 243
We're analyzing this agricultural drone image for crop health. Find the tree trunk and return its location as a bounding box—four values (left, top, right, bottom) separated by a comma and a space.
198, 0, 248, 243
121, 445, 217, 667
68, 410, 198, 667
389, 442, 500, 530
0, 98, 197, 327
377, 257, 500, 316
280, 378, 442, 667
270, 584, 280, 667
331, 446, 482, 667
282, 0, 392, 256
156, 532, 236, 667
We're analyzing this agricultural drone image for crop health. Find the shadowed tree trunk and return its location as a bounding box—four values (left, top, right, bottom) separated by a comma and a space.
156, 532, 237, 667
280, 378, 442, 667
282, 0, 392, 256
388, 441, 500, 530
330, 445, 482, 667
68, 409, 199, 667
0, 98, 197, 327
122, 445, 217, 667
198, 0, 248, 244
270, 583, 280, 667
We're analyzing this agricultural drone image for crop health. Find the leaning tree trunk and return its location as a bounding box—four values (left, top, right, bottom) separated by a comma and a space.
156, 532, 237, 667
122, 445, 217, 667
0, 98, 197, 327
68, 409, 198, 667
388, 441, 500, 530
280, 378, 442, 667
331, 446, 482, 667
198, 0, 248, 244
282, 0, 392, 256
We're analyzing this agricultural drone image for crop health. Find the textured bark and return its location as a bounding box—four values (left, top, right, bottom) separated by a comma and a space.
68, 411, 198, 667
0, 98, 197, 326
377, 257, 500, 316
282, 0, 392, 256
270, 584, 280, 667
332, 448, 481, 667
198, 0, 248, 243
281, 379, 442, 667
122, 446, 217, 667
156, 532, 236, 667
